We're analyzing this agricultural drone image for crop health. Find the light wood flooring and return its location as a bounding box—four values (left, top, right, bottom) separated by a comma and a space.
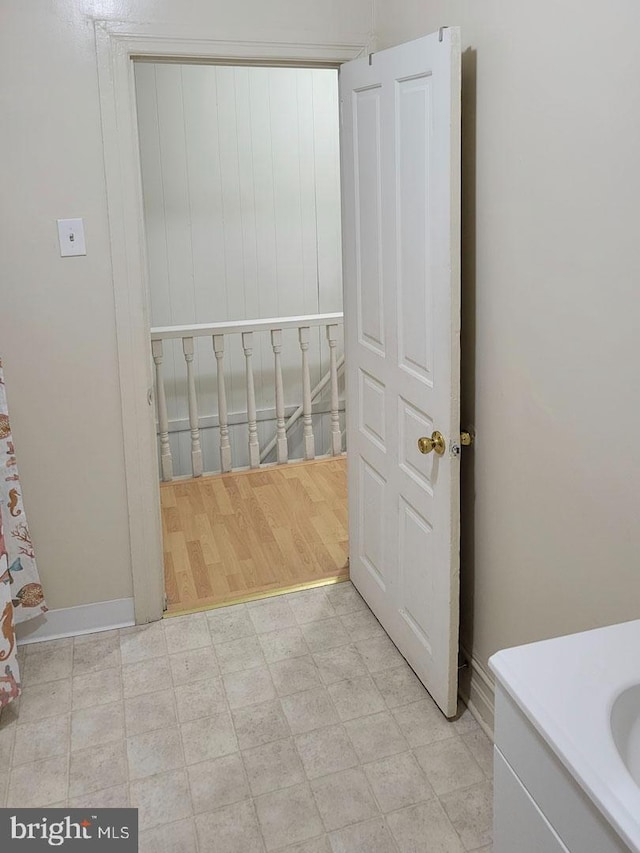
161, 457, 349, 615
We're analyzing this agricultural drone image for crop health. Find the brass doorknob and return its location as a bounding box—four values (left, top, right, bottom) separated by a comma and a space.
418, 431, 446, 456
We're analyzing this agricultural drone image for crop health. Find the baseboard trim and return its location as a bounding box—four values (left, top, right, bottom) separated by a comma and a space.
16, 598, 135, 646
459, 644, 495, 739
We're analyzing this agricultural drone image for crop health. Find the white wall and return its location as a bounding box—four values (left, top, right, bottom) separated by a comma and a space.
135, 64, 344, 475
374, 0, 640, 716
0, 0, 373, 610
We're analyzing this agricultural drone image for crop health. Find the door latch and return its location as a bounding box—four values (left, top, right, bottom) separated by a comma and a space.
451, 429, 475, 457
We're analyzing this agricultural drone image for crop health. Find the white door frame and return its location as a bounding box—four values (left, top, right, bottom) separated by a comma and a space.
95, 20, 369, 623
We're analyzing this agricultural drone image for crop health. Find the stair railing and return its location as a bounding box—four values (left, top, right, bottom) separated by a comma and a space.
150, 313, 344, 481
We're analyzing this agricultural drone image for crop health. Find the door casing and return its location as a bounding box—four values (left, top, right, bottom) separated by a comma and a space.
95, 20, 369, 623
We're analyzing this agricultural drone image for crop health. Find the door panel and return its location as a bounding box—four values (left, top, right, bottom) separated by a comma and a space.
359, 369, 386, 451
354, 87, 385, 356
359, 458, 387, 590
340, 30, 461, 717
398, 495, 435, 652
399, 398, 436, 493
397, 75, 434, 384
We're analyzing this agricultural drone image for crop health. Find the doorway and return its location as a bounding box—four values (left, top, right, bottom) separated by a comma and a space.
98, 25, 461, 718
133, 61, 349, 614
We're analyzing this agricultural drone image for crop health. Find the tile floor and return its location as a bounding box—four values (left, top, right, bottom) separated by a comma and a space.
0, 582, 493, 853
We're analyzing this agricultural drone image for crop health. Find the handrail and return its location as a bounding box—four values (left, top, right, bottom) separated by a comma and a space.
151, 312, 343, 341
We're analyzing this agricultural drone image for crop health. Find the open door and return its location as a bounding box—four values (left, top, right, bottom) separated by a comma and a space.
340, 29, 461, 717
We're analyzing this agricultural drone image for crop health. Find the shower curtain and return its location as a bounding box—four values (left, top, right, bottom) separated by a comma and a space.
0, 360, 47, 707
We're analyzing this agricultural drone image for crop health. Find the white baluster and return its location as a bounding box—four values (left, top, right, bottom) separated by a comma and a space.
242, 331, 260, 468
327, 324, 342, 456
182, 336, 203, 477
298, 326, 315, 460
151, 339, 173, 482
213, 334, 232, 473
271, 328, 288, 464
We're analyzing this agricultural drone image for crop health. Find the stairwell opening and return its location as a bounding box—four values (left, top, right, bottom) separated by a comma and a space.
134, 60, 348, 615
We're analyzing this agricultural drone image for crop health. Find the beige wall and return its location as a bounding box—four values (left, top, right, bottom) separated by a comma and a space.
0, 0, 373, 610
374, 1, 640, 684
4, 0, 638, 689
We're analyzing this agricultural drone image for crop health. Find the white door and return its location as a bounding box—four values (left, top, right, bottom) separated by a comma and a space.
340, 29, 461, 717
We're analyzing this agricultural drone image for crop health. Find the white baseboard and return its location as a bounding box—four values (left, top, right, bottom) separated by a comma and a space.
459, 645, 495, 740
16, 597, 135, 646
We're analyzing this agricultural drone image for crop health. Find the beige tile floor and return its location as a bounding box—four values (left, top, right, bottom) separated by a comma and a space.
0, 583, 493, 853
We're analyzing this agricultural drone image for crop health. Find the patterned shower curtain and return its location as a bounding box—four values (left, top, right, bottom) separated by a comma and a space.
0, 360, 47, 707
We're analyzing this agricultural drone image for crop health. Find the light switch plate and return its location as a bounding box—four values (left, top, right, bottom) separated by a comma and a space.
57, 218, 86, 257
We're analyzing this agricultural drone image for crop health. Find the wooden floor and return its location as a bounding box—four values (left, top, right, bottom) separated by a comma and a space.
161, 457, 349, 615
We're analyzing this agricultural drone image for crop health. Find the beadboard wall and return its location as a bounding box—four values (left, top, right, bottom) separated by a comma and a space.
134, 63, 344, 475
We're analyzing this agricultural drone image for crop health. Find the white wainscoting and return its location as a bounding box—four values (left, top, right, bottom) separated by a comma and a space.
134, 63, 343, 462
16, 598, 136, 646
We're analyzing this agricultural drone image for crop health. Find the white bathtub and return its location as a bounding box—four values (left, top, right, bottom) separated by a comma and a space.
490, 619, 640, 852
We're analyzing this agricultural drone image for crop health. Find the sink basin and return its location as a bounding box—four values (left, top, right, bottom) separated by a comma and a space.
490, 618, 640, 851
611, 685, 640, 786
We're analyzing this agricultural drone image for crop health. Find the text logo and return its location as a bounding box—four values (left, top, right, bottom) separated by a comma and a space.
1, 809, 138, 850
